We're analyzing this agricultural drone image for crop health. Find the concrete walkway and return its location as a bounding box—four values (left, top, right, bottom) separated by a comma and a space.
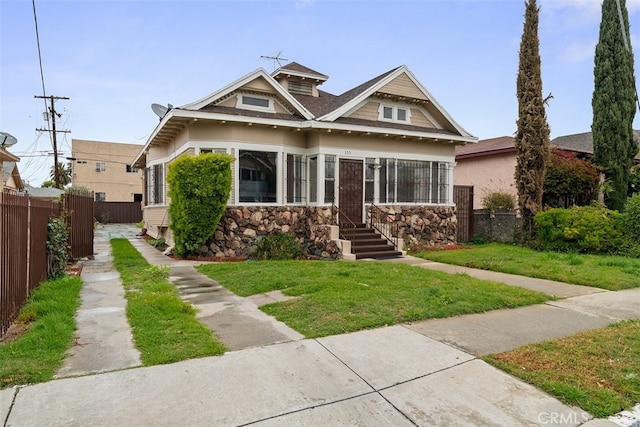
2, 225, 639, 426
55, 225, 141, 378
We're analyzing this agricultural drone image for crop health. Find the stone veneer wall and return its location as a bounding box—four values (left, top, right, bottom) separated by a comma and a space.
369, 205, 458, 249
203, 204, 458, 259
203, 206, 342, 259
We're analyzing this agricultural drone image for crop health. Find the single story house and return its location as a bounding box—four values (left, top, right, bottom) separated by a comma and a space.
454, 131, 640, 209
132, 62, 477, 258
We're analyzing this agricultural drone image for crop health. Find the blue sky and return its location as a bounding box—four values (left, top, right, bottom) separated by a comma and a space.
1, 0, 639, 186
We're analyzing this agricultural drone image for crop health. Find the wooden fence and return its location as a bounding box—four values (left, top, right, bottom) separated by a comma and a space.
453, 185, 474, 243
0, 191, 93, 336
95, 201, 142, 224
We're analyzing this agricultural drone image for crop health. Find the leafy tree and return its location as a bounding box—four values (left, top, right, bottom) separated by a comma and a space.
591, 0, 637, 211
543, 149, 600, 208
49, 162, 72, 188
515, 0, 551, 240
167, 153, 233, 257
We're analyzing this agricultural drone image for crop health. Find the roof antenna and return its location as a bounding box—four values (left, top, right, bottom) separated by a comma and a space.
260, 51, 288, 71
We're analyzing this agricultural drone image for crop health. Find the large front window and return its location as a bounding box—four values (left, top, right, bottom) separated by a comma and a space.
146, 164, 164, 205
380, 159, 449, 204
239, 150, 277, 203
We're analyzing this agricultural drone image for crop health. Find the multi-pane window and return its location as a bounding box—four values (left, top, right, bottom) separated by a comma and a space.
126, 164, 138, 173
200, 148, 227, 155
287, 154, 306, 203
324, 155, 336, 203
309, 157, 318, 203
365, 158, 375, 203
96, 162, 106, 172
239, 150, 277, 203
379, 159, 449, 204
379, 105, 410, 123
95, 192, 106, 202
146, 164, 164, 205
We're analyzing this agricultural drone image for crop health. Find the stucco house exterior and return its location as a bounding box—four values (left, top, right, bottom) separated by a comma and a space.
454, 131, 640, 209
72, 139, 144, 202
132, 62, 477, 258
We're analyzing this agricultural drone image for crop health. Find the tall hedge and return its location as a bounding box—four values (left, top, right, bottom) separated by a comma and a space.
543, 149, 600, 208
167, 153, 233, 257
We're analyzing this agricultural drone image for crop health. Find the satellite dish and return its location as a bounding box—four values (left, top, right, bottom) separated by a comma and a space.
0, 132, 18, 148
151, 103, 170, 120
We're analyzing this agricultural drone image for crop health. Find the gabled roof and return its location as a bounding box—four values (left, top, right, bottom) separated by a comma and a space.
455, 136, 515, 159
0, 147, 19, 162
180, 68, 314, 120
552, 130, 640, 160
316, 65, 474, 138
272, 62, 328, 82
2, 161, 24, 189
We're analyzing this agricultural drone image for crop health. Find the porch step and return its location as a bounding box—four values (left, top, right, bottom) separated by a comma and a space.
340, 225, 403, 260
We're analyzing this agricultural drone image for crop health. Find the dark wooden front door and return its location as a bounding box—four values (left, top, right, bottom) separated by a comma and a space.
339, 159, 364, 224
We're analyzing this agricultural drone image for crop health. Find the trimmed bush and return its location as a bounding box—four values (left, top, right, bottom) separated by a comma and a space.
535, 204, 623, 254
543, 149, 600, 208
167, 153, 233, 257
254, 233, 302, 260
47, 212, 70, 278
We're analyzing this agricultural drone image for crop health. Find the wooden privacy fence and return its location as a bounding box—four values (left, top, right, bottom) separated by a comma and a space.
0, 191, 94, 336
453, 185, 474, 243
95, 201, 142, 224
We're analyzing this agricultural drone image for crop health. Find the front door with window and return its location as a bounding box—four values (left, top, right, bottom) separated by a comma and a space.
339, 159, 364, 224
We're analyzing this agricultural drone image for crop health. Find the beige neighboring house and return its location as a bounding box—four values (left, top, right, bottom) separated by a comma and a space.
455, 130, 640, 209
132, 62, 478, 257
72, 139, 144, 202
1, 148, 23, 192
454, 136, 517, 209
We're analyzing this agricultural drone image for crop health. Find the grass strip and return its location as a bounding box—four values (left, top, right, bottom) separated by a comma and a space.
485, 321, 640, 417
0, 276, 82, 389
415, 243, 640, 290
111, 238, 225, 365
197, 260, 552, 338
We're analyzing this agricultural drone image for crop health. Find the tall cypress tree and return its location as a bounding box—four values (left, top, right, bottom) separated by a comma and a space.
515, 0, 550, 240
592, 0, 637, 211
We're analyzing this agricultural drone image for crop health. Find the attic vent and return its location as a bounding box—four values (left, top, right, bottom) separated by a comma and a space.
288, 80, 312, 96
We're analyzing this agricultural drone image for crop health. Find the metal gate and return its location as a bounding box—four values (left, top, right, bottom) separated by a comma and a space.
454, 185, 474, 242
338, 159, 364, 224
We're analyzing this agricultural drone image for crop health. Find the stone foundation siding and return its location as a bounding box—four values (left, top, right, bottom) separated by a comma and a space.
203, 206, 341, 259
203, 205, 457, 259
369, 205, 457, 249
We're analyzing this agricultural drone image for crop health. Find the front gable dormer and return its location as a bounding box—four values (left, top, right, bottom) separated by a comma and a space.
272, 62, 328, 98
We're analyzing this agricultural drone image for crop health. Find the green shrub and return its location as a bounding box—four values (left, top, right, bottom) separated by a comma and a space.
167, 153, 233, 257
254, 233, 302, 260
543, 149, 600, 208
47, 212, 70, 278
621, 193, 640, 256
535, 204, 623, 254
482, 190, 516, 212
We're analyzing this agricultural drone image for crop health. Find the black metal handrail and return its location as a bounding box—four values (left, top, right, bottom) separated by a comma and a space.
367, 203, 399, 250
331, 203, 357, 240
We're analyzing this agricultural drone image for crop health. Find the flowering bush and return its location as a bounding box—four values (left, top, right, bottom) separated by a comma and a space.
543, 149, 600, 208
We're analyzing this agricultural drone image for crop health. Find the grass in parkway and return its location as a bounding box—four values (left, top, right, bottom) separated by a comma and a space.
197, 260, 552, 338
485, 320, 640, 418
111, 238, 226, 365
415, 243, 640, 291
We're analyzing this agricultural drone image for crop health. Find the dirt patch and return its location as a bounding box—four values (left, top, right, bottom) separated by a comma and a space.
0, 322, 29, 345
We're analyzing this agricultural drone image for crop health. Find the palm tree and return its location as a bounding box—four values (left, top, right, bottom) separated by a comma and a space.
49, 162, 72, 188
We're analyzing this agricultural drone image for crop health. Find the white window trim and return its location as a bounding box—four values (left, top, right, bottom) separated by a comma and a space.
377, 104, 412, 124
235, 94, 275, 113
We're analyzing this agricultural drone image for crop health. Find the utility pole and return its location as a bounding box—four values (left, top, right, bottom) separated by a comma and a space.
35, 95, 70, 188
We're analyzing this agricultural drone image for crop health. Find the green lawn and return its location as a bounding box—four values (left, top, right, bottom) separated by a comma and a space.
1, 276, 82, 389
111, 239, 226, 365
197, 260, 552, 338
415, 243, 640, 290
485, 321, 640, 417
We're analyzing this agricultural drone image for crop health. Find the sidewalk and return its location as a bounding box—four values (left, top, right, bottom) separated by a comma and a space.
2, 225, 638, 426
